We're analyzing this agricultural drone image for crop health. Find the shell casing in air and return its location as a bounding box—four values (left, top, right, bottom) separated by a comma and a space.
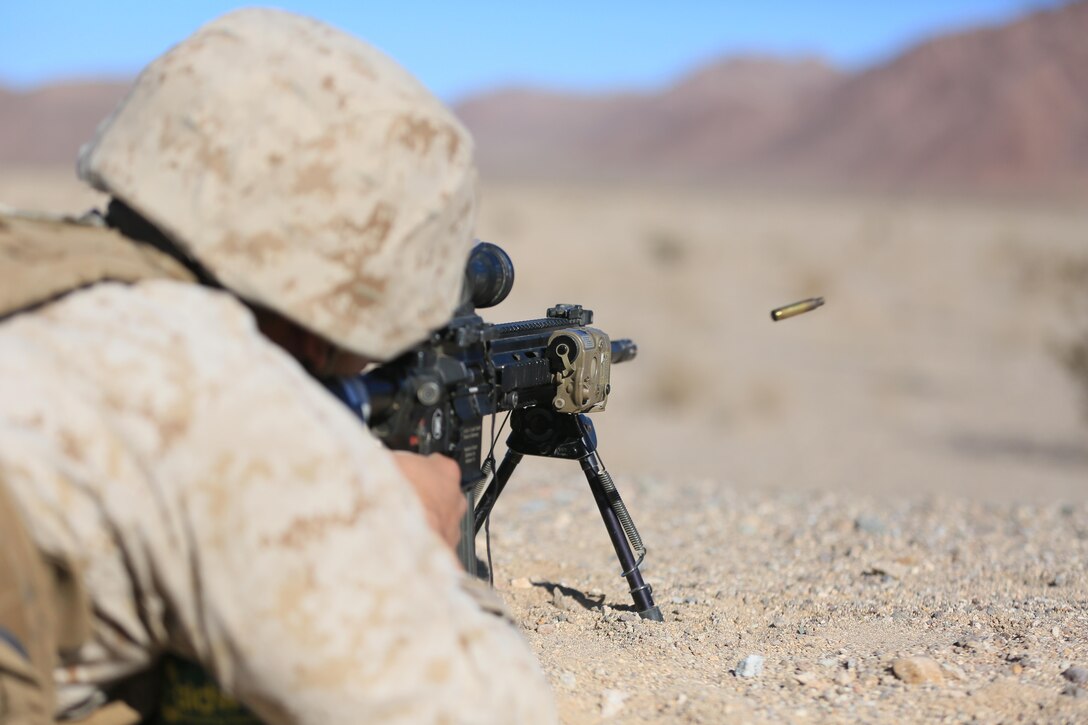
770, 297, 825, 322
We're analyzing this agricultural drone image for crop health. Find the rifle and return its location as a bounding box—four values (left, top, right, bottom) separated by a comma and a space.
325, 242, 663, 621
152, 242, 659, 723
152, 244, 827, 721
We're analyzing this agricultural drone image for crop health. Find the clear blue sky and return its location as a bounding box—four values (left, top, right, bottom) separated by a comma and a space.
0, 1, 1067, 101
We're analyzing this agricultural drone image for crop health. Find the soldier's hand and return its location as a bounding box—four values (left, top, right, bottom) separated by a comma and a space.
392, 451, 467, 554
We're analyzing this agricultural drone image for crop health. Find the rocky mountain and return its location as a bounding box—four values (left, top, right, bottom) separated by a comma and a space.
2, 2, 1086, 195
455, 1, 1088, 194
455, 57, 843, 182
0, 80, 129, 167
762, 0, 1088, 193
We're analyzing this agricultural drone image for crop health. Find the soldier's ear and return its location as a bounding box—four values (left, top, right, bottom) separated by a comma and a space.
301, 333, 333, 373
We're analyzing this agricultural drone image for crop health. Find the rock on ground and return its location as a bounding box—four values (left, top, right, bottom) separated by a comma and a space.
736, 654, 765, 678
891, 657, 944, 685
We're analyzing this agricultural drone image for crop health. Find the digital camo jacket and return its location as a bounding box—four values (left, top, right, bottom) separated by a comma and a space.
0, 280, 557, 724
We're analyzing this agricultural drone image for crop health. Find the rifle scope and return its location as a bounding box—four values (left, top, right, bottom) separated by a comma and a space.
462, 241, 515, 310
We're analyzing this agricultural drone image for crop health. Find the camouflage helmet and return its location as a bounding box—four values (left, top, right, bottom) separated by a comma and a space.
78, 8, 477, 360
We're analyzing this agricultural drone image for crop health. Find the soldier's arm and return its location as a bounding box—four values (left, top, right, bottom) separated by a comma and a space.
391, 451, 467, 552
158, 297, 555, 724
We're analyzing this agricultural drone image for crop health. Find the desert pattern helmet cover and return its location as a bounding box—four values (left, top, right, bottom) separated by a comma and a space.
78, 8, 477, 360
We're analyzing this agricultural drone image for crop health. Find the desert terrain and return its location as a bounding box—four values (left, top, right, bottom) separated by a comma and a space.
5, 167, 1086, 722
479, 182, 1088, 724
3, 1, 1088, 722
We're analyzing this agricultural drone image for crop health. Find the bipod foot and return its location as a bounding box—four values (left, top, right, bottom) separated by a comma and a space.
639, 605, 664, 622
503, 408, 663, 620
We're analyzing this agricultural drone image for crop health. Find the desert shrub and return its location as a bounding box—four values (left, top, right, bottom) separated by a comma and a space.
644, 229, 687, 268
1054, 260, 1088, 421
1059, 331, 1088, 420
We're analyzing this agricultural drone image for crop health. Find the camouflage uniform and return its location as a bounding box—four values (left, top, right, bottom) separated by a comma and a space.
0, 9, 557, 725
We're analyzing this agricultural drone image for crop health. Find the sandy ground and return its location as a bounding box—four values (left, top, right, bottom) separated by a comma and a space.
473, 182, 1088, 504
491, 471, 1088, 723
4, 169, 1088, 722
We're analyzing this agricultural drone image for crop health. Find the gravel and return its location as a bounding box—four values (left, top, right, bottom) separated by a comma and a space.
486, 470, 1088, 723
1063, 666, 1088, 685
736, 654, 765, 678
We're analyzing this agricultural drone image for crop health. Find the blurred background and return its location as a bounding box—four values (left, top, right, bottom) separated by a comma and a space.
2, 1, 1086, 502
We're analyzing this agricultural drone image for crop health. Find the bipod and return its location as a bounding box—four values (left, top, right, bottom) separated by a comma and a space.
473, 408, 663, 621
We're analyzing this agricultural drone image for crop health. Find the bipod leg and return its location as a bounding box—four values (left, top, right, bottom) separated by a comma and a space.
474, 450, 523, 535
499, 408, 663, 621
581, 451, 663, 621
458, 497, 478, 576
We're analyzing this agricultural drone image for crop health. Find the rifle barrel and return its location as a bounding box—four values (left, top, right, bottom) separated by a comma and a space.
610, 339, 638, 363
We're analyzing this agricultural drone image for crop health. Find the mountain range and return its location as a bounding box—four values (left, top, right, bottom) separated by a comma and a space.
0, 81, 129, 167
2, 1, 1086, 195
455, 0, 1088, 195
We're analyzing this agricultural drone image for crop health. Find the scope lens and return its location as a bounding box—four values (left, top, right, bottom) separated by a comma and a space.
464, 241, 515, 309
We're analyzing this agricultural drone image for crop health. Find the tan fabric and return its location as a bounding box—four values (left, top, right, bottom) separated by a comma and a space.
78, 8, 477, 361
458, 578, 514, 622
1, 478, 119, 725
0, 280, 557, 724
0, 645, 49, 725
0, 212, 193, 320
70, 702, 140, 725
0, 482, 55, 724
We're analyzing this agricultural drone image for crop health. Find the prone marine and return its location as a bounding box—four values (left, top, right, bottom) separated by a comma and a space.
0, 9, 558, 724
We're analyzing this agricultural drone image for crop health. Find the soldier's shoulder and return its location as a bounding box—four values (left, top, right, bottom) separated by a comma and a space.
44, 276, 258, 349
0, 207, 194, 320
0, 278, 283, 422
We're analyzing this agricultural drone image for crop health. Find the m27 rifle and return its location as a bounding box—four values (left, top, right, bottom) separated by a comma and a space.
325, 242, 662, 621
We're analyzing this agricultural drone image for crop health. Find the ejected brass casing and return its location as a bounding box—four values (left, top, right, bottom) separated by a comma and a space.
771, 297, 825, 321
